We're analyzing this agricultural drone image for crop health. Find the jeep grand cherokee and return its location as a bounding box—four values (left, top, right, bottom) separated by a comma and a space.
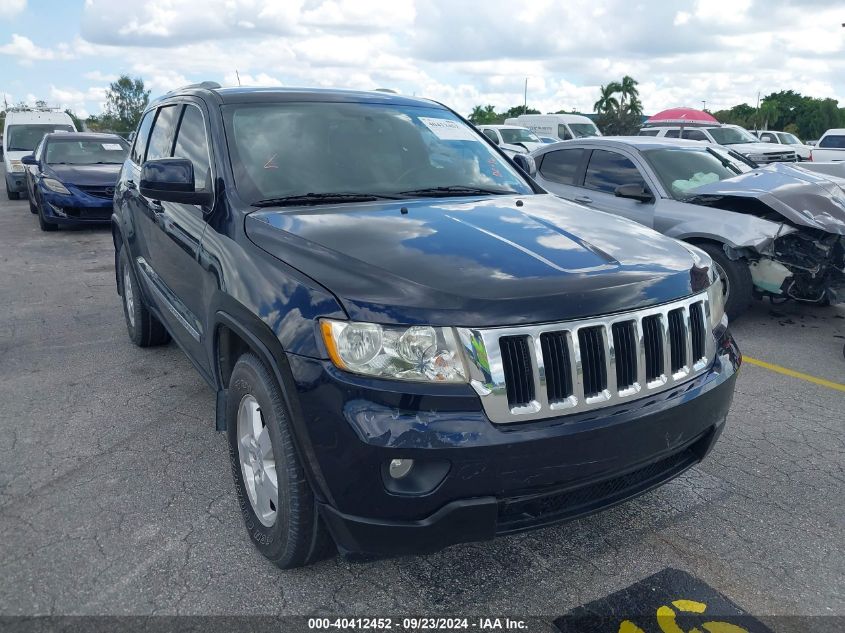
111, 82, 740, 568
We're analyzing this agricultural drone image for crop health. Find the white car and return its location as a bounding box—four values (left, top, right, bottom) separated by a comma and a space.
3, 109, 76, 199
477, 125, 545, 156
755, 130, 812, 160
504, 113, 601, 141
810, 129, 845, 162
638, 124, 798, 164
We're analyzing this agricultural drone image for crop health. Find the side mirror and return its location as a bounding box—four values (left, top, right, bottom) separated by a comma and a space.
140, 158, 212, 206
614, 183, 653, 203
21, 154, 37, 166
512, 153, 537, 178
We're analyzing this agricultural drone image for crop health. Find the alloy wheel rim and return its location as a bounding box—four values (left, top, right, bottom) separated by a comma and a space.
236, 394, 278, 527
123, 267, 135, 328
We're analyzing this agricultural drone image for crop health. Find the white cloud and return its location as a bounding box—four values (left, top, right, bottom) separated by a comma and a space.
4, 0, 845, 119
0, 0, 26, 18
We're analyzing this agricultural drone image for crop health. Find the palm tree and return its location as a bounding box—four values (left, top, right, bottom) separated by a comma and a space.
618, 75, 640, 114
469, 104, 497, 124
593, 83, 621, 115
624, 96, 644, 116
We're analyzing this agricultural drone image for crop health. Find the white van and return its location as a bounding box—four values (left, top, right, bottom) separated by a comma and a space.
3, 109, 76, 199
504, 114, 601, 141
810, 129, 845, 162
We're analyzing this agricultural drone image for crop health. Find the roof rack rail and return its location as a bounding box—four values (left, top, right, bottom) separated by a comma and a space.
163, 81, 221, 96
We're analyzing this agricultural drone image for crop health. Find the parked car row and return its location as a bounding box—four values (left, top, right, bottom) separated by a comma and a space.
4, 84, 840, 571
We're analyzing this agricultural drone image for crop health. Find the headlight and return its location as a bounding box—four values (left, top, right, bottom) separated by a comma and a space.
706, 277, 727, 330
42, 178, 70, 195
9, 160, 24, 173
320, 319, 467, 383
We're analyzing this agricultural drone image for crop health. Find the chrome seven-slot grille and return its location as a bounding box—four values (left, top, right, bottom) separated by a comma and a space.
457, 291, 714, 424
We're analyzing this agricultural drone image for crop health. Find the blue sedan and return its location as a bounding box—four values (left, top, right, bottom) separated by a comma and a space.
22, 132, 129, 231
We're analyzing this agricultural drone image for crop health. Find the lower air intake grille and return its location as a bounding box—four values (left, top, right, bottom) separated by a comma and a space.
500, 336, 534, 408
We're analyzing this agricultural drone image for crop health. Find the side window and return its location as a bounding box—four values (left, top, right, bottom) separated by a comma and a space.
583, 149, 646, 194
664, 129, 680, 138
558, 124, 573, 140
538, 148, 585, 185
819, 135, 845, 149
682, 129, 708, 141
482, 129, 499, 144
639, 129, 660, 136
759, 132, 774, 142
130, 110, 155, 164
145, 105, 180, 161
34, 138, 46, 160
173, 104, 212, 191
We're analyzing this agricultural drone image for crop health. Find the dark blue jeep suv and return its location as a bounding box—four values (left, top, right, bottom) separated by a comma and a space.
112, 82, 740, 568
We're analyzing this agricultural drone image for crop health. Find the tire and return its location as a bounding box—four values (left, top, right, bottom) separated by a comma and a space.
28, 184, 37, 214
37, 201, 58, 232
227, 352, 334, 568
118, 247, 171, 347
698, 242, 753, 321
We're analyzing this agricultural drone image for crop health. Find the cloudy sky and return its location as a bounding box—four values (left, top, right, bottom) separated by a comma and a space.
1, 0, 843, 119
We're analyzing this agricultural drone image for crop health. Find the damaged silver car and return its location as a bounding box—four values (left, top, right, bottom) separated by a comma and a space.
531, 137, 845, 318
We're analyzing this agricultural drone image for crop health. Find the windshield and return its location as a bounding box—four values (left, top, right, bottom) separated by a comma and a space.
223, 102, 533, 203
707, 126, 759, 145
643, 147, 751, 199
777, 132, 802, 145
499, 128, 541, 144
7, 124, 75, 151
570, 123, 600, 138
45, 138, 129, 165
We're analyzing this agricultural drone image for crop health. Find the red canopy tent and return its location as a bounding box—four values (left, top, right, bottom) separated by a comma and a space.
644, 107, 719, 127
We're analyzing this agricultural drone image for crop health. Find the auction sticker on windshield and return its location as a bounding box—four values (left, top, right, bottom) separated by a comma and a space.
419, 117, 478, 141
102, 143, 124, 150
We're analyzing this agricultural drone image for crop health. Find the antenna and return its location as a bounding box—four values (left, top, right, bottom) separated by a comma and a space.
235, 70, 241, 86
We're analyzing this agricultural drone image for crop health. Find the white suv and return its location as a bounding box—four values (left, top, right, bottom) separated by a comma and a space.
755, 130, 812, 160
810, 129, 845, 162
477, 125, 545, 157
639, 124, 798, 163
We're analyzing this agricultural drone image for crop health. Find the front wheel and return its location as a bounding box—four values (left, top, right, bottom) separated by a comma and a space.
698, 243, 753, 320
227, 353, 333, 568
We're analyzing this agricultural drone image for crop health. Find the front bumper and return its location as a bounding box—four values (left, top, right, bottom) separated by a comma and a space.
5, 171, 26, 193
286, 327, 741, 557
40, 188, 113, 224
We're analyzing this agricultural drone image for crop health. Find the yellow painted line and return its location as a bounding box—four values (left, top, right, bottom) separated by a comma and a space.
744, 356, 845, 393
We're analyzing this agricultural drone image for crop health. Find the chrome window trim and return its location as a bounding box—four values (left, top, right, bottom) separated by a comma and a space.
457, 291, 714, 424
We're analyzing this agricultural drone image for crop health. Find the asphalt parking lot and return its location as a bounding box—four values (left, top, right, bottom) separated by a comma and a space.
0, 168, 842, 631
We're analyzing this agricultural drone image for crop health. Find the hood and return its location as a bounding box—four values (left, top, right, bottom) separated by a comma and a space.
246, 195, 707, 327
687, 162, 845, 235
728, 142, 795, 156
45, 163, 122, 187
4, 150, 30, 165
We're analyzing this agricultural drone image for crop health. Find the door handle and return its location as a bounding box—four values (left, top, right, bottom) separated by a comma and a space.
574, 196, 593, 204
125, 180, 137, 190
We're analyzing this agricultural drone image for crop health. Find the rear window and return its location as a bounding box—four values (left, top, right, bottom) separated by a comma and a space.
538, 148, 585, 185
819, 135, 845, 149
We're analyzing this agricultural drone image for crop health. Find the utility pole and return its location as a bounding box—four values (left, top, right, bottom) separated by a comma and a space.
235, 70, 241, 86
524, 77, 528, 113
701, 100, 706, 111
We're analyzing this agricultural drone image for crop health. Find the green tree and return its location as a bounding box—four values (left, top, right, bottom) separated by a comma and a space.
618, 75, 639, 114
595, 110, 642, 135
91, 75, 150, 137
593, 83, 621, 114
502, 105, 540, 118
64, 109, 83, 131
468, 104, 498, 124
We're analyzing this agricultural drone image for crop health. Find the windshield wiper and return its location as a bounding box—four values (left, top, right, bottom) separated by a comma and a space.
251, 192, 402, 207
397, 185, 513, 197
